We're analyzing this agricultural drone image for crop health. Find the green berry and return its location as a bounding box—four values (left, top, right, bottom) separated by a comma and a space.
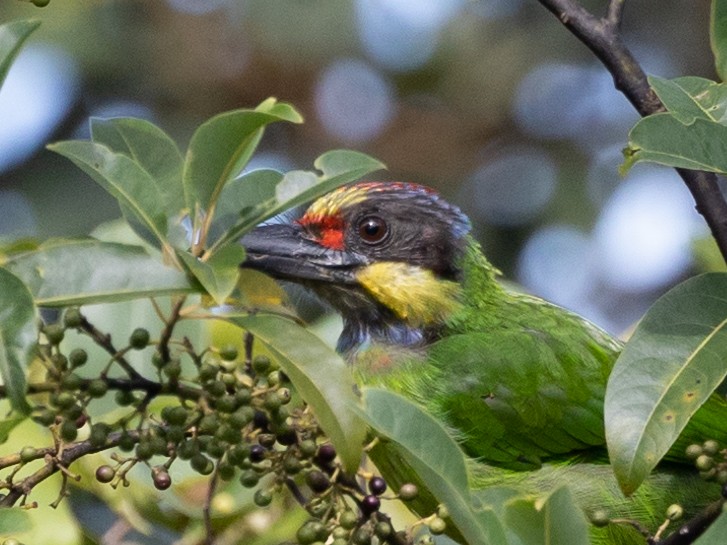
696, 454, 714, 471
589, 509, 610, 528
198, 363, 218, 382
52, 392, 76, 409
216, 395, 237, 414
32, 0, 51, 7
69, 348, 88, 367
135, 441, 154, 461
61, 373, 83, 391
437, 504, 450, 519
666, 504, 684, 521
19, 446, 37, 463
129, 328, 150, 349
219, 345, 238, 361
254, 488, 273, 507
398, 483, 419, 501
163, 360, 182, 379
252, 355, 271, 374
89, 423, 112, 447
374, 521, 392, 539
63, 308, 83, 328
204, 380, 227, 398
351, 527, 372, 545
87, 379, 109, 398
95, 465, 115, 483
32, 409, 56, 427
297, 521, 327, 545
686, 443, 704, 459
191, 453, 213, 474
44, 323, 65, 345
115, 390, 136, 407
429, 517, 446, 535
267, 370, 281, 386
163, 405, 189, 426
263, 391, 282, 411
239, 470, 259, 488
703, 440, 720, 456
118, 432, 136, 452
59, 419, 78, 441
339, 510, 359, 530
217, 461, 235, 481
176, 439, 197, 460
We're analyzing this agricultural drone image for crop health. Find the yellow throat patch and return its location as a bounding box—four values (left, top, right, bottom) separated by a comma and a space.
355, 262, 463, 326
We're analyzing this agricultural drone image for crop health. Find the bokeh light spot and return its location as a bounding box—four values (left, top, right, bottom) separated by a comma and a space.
593, 168, 706, 292
315, 58, 395, 143
463, 146, 557, 227
0, 45, 80, 173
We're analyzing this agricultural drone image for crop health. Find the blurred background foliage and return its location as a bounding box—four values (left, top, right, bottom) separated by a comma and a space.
0, 0, 720, 338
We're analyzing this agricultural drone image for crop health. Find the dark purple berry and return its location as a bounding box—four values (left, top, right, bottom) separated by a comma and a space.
306, 470, 331, 493
249, 444, 266, 463
152, 467, 172, 490
360, 494, 381, 516
315, 443, 337, 467
252, 410, 269, 431
369, 476, 387, 496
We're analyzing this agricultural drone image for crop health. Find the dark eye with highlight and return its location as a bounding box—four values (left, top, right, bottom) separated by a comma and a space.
357, 216, 388, 244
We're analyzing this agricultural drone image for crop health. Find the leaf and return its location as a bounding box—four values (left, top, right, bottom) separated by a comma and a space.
207, 169, 284, 247
221, 313, 365, 473
0, 19, 40, 90
649, 76, 727, 124
0, 507, 32, 534
4, 239, 196, 307
362, 387, 496, 545
693, 509, 727, 544
48, 141, 169, 246
712, 0, 727, 82
0, 268, 37, 414
504, 486, 590, 545
210, 149, 385, 254
605, 273, 727, 494
624, 113, 727, 174
0, 413, 26, 443
183, 100, 303, 226
90, 117, 185, 219
177, 244, 245, 305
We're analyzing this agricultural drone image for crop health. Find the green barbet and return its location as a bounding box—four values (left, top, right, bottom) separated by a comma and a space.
241, 182, 727, 544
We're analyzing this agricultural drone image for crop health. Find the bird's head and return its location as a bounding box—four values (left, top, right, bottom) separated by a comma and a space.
241, 182, 472, 353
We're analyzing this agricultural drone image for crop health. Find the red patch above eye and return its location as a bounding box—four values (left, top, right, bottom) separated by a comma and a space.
298, 214, 346, 250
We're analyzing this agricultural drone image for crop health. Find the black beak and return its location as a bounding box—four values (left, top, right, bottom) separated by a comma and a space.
241, 223, 365, 284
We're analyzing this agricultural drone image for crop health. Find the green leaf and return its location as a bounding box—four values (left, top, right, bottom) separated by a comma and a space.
0, 414, 26, 443
693, 509, 727, 544
183, 100, 303, 229
504, 486, 590, 545
712, 0, 727, 81
624, 113, 727, 174
90, 117, 185, 219
177, 244, 245, 305
207, 169, 283, 247
0, 507, 32, 534
605, 273, 727, 494
221, 313, 365, 473
48, 141, 170, 246
0, 268, 37, 414
5, 239, 196, 307
210, 150, 385, 254
362, 387, 496, 545
649, 76, 727, 124
0, 19, 40, 90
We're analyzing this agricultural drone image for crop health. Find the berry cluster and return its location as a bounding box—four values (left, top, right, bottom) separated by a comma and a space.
0, 307, 440, 544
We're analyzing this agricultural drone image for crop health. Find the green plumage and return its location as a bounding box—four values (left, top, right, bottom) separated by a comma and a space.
241, 182, 727, 545
357, 237, 727, 544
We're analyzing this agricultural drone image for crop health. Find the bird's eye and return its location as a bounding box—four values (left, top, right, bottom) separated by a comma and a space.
358, 216, 388, 244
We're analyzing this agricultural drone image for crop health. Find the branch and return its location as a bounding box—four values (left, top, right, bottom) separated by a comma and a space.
537, 0, 727, 263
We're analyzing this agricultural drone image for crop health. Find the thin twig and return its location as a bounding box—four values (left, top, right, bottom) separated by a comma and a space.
203, 466, 220, 545
78, 317, 142, 380
158, 296, 187, 363
536, 0, 727, 263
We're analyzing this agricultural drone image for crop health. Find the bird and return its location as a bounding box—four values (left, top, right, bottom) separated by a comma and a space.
240, 181, 727, 544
